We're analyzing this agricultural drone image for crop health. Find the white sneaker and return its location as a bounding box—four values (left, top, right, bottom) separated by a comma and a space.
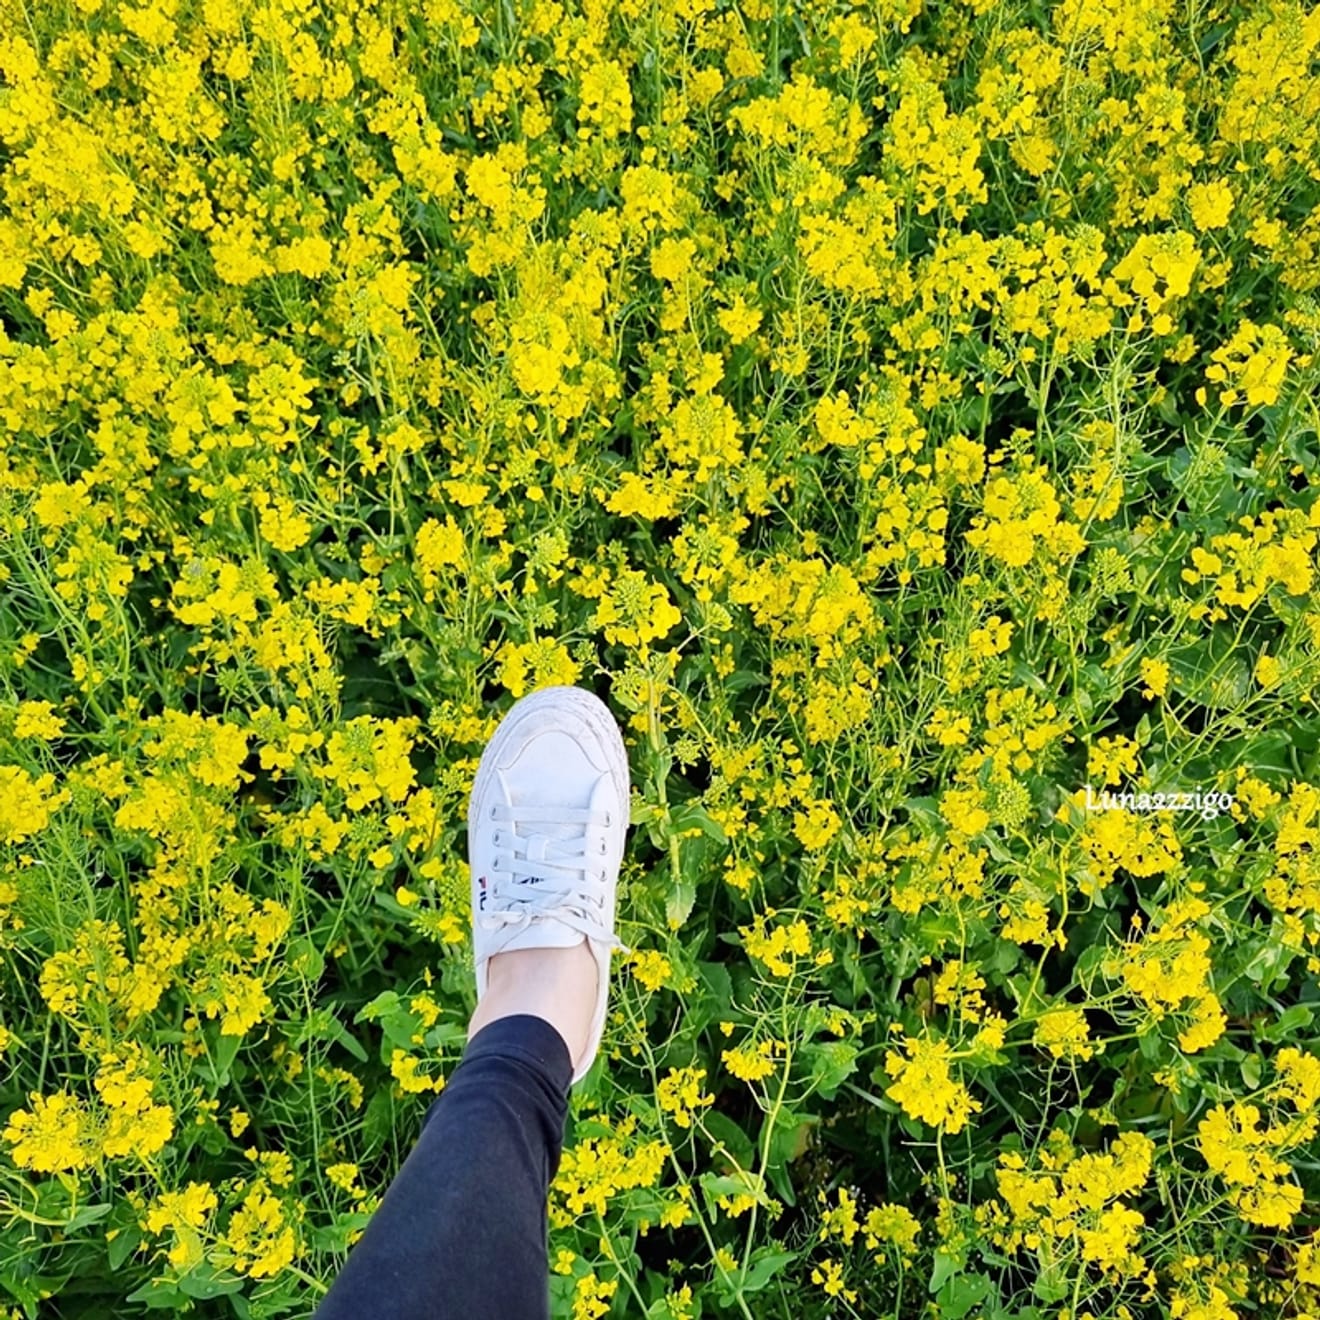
468, 684, 632, 1085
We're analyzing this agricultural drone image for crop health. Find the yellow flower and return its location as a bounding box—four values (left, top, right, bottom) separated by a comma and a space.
1140, 657, 1171, 699
495, 637, 581, 699
319, 715, 419, 809
1275, 1047, 1320, 1112
222, 1181, 297, 1279
14, 700, 65, 739
0, 765, 71, 843
864, 1203, 922, 1261
656, 1066, 714, 1129
1088, 734, 1141, 787
940, 785, 991, 835
591, 568, 682, 648
740, 914, 813, 977
2, 1090, 95, 1173
717, 292, 762, 344
883, 1034, 981, 1134
1170, 1283, 1240, 1320
1205, 319, 1295, 409
258, 494, 312, 552
578, 58, 633, 139
415, 516, 465, 589
1187, 178, 1235, 231
1254, 651, 1282, 688
599, 472, 681, 522
629, 949, 672, 993
390, 1048, 445, 1095
325, 1163, 365, 1199
722, 1039, 779, 1083
811, 1258, 857, 1303
793, 797, 842, 850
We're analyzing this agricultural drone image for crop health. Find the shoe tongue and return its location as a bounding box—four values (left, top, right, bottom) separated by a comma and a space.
496, 765, 600, 846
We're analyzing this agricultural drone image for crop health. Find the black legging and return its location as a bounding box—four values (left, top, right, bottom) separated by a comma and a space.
314, 1014, 572, 1319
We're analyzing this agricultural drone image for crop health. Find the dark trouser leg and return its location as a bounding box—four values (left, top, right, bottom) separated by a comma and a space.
314, 1014, 573, 1320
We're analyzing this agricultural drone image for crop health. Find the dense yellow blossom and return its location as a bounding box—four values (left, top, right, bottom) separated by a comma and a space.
884, 1034, 981, 1134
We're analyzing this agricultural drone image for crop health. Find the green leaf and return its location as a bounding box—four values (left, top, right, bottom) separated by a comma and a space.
669, 800, 728, 843
630, 801, 661, 828
107, 1225, 143, 1271
666, 876, 696, 930
297, 1006, 370, 1063
360, 1086, 395, 1156
938, 1271, 995, 1318
355, 991, 400, 1024
1240, 1054, 1263, 1091
178, 1262, 244, 1299
741, 1248, 796, 1293
700, 1173, 752, 1200
698, 960, 733, 1009
63, 1202, 112, 1233
124, 1276, 188, 1308
1242, 933, 1297, 988
928, 1249, 959, 1294
802, 1041, 859, 1099
204, 1028, 242, 1088
703, 1111, 756, 1168
286, 934, 325, 983
1260, 1004, 1314, 1043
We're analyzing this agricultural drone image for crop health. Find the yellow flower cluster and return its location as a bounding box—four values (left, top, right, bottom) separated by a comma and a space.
629, 949, 672, 993
818, 1186, 922, 1264
167, 551, 340, 703
1205, 318, 1303, 407
1197, 1103, 1306, 1228
495, 637, 581, 699
1032, 1007, 1096, 1062
656, 1065, 715, 1130
1107, 897, 1226, 1053
721, 1037, 781, 1084
738, 911, 821, 977
882, 55, 989, 222
1074, 801, 1183, 897
316, 714, 420, 810
987, 1130, 1156, 1281
2, 1041, 176, 1175
883, 1032, 981, 1134
965, 458, 1086, 571
1180, 504, 1318, 615
585, 566, 682, 650
571, 1272, 619, 1320
730, 555, 874, 666
390, 1047, 445, 1096
219, 1179, 299, 1280
0, 763, 70, 844
550, 1114, 670, 1223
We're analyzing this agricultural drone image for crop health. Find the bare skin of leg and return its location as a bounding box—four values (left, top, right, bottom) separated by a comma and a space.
466, 939, 599, 1075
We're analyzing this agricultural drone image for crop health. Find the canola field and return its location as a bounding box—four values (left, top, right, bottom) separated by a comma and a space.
2, 0, 1320, 1315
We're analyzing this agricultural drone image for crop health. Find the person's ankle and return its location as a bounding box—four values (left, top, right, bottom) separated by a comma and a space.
469, 942, 598, 1071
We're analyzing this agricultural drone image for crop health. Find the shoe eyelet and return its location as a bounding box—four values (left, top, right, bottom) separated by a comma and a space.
604, 812, 611, 826
490, 806, 497, 819
599, 839, 607, 854
492, 831, 501, 846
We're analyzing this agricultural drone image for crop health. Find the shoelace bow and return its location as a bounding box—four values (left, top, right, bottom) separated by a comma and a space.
479, 803, 631, 955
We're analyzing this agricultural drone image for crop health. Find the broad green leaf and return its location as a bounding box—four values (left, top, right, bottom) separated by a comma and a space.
741, 1248, 796, 1293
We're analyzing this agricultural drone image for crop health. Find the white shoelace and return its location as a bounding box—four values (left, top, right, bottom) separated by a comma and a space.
478, 803, 631, 954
